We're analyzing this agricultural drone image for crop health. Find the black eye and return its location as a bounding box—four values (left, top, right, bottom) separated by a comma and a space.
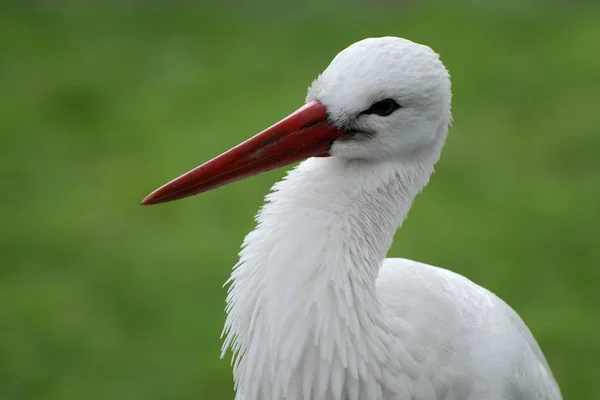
360, 98, 401, 117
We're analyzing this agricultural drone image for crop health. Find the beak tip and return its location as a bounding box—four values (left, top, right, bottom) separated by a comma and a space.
141, 192, 160, 206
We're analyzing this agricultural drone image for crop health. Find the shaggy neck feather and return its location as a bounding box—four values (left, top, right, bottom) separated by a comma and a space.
222, 156, 435, 400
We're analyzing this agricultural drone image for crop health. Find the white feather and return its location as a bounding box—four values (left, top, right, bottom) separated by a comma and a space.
222, 37, 561, 399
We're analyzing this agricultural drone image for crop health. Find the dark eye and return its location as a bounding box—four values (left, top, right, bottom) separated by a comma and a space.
360, 99, 401, 117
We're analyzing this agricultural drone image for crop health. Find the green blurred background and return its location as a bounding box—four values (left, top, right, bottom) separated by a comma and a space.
1, 0, 599, 399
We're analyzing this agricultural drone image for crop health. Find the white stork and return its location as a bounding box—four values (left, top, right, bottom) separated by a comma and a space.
143, 37, 562, 400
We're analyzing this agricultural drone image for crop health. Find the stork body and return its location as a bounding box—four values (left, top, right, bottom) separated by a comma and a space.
143, 37, 562, 399
224, 157, 560, 399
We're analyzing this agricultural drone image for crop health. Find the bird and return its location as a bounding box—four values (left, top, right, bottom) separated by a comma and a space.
142, 37, 562, 400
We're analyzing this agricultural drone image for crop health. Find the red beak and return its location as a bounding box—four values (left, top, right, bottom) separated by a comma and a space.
141, 101, 344, 205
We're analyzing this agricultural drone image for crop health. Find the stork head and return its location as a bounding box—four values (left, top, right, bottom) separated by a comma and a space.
309, 37, 451, 161
142, 37, 452, 205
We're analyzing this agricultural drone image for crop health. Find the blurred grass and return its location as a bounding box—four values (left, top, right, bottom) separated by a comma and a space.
1, 1, 599, 399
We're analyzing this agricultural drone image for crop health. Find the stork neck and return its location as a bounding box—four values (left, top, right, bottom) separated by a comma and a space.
254, 156, 431, 285
222, 156, 434, 399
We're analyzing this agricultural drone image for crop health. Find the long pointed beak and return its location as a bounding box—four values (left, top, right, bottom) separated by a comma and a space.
141, 101, 344, 205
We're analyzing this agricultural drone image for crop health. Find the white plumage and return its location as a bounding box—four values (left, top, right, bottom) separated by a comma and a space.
144, 37, 562, 399
222, 38, 561, 399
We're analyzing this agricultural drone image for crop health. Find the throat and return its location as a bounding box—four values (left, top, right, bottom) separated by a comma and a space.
222, 157, 432, 399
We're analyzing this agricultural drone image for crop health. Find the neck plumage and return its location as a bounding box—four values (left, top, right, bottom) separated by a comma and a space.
222, 156, 435, 400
